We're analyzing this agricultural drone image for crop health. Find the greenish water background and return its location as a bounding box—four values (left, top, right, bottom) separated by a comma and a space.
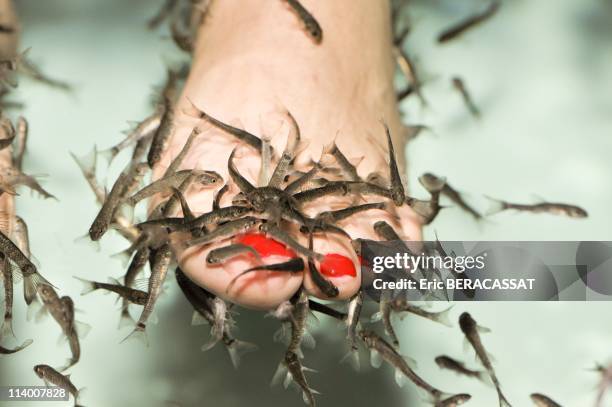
1, 0, 611, 406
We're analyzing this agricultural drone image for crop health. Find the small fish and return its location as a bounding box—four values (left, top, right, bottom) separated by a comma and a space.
307, 257, 338, 298
13, 116, 28, 170
179, 205, 253, 232
316, 202, 386, 224
382, 123, 405, 206
530, 393, 562, 407
345, 292, 363, 368
147, 94, 174, 168
0, 230, 51, 305
292, 181, 353, 203
282, 0, 323, 44
163, 126, 200, 177
452, 77, 480, 118
127, 169, 220, 206
33, 364, 83, 406
486, 197, 587, 218
1, 255, 15, 339
0, 338, 33, 354
0, 167, 56, 200
185, 99, 263, 150
60, 297, 81, 371
359, 329, 446, 401
184, 216, 261, 248
393, 47, 427, 106
71, 149, 140, 242
125, 243, 172, 345
436, 393, 472, 407
422, 173, 481, 220
175, 268, 256, 367
268, 111, 301, 188
435, 355, 484, 381
371, 294, 399, 348
76, 277, 148, 305
88, 167, 133, 241
278, 350, 319, 406
206, 244, 260, 264
259, 223, 322, 260
459, 312, 511, 407
227, 258, 304, 292
119, 248, 150, 327
322, 142, 361, 181
438, 1, 501, 43
100, 109, 162, 165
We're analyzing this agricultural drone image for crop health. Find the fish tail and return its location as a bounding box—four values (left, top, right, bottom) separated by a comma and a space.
433, 306, 454, 327
70, 146, 98, 176
120, 324, 149, 347
340, 348, 360, 371
370, 311, 382, 322
74, 277, 96, 295
226, 339, 258, 369
98, 146, 118, 167
59, 357, 77, 372
0, 317, 16, 340
484, 195, 506, 216
497, 387, 512, 407
24, 273, 52, 304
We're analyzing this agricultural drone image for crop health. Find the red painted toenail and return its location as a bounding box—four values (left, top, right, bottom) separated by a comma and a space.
320, 253, 357, 278
236, 233, 297, 258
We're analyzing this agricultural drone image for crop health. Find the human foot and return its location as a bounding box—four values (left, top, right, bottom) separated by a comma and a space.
152, 0, 422, 309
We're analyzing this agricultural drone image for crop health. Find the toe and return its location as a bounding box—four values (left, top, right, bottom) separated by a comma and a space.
173, 232, 304, 310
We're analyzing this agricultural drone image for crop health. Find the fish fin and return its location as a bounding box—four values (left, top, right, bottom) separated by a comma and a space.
477, 324, 491, 334
484, 195, 506, 216
478, 371, 495, 388
271, 361, 288, 388
226, 340, 258, 369
71, 146, 98, 177
24, 273, 53, 305
302, 330, 316, 349
118, 309, 135, 330
120, 325, 149, 347
273, 325, 289, 344
340, 349, 360, 371
74, 276, 96, 295
486, 351, 496, 363
34, 304, 49, 323
191, 311, 208, 326
433, 306, 454, 327
59, 358, 77, 372
370, 311, 382, 322
74, 321, 91, 338
301, 365, 317, 374
394, 368, 407, 387
200, 336, 220, 352
107, 277, 122, 285
0, 318, 16, 341
370, 349, 383, 369
132, 277, 150, 291
17, 338, 34, 352
74, 233, 101, 252
463, 337, 472, 354
110, 249, 134, 269
56, 333, 68, 345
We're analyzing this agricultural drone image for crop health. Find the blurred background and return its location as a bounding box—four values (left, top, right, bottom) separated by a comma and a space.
0, 0, 611, 406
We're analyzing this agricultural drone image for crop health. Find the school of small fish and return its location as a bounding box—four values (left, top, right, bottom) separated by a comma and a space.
0, 1, 601, 407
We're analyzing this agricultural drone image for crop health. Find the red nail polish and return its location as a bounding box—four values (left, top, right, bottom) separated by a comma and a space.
236, 233, 296, 258
320, 253, 357, 278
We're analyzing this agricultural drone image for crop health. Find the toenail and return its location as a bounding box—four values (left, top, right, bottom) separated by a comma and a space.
319, 253, 357, 278
236, 233, 297, 258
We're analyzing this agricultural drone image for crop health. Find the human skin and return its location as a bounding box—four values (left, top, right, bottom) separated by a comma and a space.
149, 0, 423, 310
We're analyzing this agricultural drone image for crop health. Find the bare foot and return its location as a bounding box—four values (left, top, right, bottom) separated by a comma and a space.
153, 0, 422, 309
